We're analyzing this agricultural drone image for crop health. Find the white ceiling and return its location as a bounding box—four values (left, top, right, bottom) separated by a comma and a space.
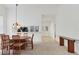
4, 4, 16, 8
3, 4, 60, 9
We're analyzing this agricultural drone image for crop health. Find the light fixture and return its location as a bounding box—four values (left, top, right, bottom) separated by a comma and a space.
12, 4, 20, 32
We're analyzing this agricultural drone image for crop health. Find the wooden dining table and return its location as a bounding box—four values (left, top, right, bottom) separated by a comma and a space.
10, 36, 31, 50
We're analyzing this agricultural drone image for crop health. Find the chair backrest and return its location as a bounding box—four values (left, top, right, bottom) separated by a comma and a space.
1, 35, 9, 42
0, 34, 5, 41
1, 35, 10, 54
12, 35, 20, 39
12, 35, 20, 43
0, 34, 5, 38
31, 34, 34, 42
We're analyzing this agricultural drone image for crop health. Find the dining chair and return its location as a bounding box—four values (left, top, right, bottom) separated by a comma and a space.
1, 35, 10, 55
26, 34, 34, 49
12, 35, 20, 43
12, 35, 25, 54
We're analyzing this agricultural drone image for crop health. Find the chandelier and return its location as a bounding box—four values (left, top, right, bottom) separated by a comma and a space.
12, 4, 20, 32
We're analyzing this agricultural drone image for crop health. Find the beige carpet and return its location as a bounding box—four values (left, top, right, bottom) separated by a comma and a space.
21, 39, 77, 55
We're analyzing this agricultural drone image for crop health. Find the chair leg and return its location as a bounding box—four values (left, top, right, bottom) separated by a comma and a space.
9, 48, 10, 55
2, 48, 3, 55
25, 43, 26, 50
13, 49, 14, 55
7, 46, 8, 50
18, 46, 21, 54
31, 43, 33, 49
13, 47, 15, 55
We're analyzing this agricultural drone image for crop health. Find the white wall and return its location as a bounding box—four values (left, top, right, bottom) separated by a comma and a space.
0, 5, 7, 34
7, 4, 58, 43
56, 5, 79, 39
0, 16, 3, 54
56, 5, 79, 54
0, 5, 7, 54
7, 7, 16, 35
0, 16, 3, 34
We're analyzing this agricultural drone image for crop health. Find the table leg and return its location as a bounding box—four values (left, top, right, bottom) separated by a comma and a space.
60, 37, 64, 46
68, 40, 75, 53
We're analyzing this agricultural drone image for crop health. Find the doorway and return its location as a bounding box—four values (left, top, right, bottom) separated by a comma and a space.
41, 15, 55, 43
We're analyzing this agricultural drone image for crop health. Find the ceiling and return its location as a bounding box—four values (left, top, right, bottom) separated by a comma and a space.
3, 4, 16, 8
3, 4, 60, 9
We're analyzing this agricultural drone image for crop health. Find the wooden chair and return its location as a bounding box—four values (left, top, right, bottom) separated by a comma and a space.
12, 35, 25, 54
26, 34, 34, 49
1, 35, 10, 55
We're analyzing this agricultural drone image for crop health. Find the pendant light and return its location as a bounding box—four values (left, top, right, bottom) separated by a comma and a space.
12, 4, 20, 32
16, 4, 19, 27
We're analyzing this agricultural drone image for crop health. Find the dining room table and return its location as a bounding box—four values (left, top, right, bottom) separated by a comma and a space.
10, 36, 31, 50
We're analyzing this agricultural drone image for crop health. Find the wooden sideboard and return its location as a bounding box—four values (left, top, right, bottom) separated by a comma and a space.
59, 36, 75, 53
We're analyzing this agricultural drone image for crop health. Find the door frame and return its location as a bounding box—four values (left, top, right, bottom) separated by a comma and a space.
41, 14, 56, 40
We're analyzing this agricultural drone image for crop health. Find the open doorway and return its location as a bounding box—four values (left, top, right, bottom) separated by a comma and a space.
41, 15, 55, 43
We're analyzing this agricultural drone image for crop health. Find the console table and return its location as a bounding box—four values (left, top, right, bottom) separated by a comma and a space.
59, 36, 76, 53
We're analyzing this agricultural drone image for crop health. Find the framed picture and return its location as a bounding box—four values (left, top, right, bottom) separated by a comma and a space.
45, 26, 48, 31
35, 26, 39, 32
30, 26, 34, 32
